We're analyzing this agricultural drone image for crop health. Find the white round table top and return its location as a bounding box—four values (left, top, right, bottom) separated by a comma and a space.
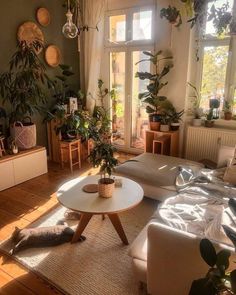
57, 175, 144, 214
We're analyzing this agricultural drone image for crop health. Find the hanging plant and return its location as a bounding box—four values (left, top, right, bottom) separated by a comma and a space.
160, 6, 182, 27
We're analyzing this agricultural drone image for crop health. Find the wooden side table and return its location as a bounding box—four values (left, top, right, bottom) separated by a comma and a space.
152, 135, 170, 155
145, 130, 179, 157
60, 139, 81, 173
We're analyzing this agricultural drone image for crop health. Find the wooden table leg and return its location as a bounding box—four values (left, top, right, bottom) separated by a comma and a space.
108, 214, 129, 245
71, 213, 93, 243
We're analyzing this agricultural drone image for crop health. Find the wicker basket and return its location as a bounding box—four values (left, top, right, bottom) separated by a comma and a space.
10, 118, 36, 150
98, 178, 115, 198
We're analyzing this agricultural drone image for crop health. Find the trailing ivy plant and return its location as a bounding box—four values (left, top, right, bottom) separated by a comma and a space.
0, 41, 54, 123
135, 51, 173, 115
160, 6, 182, 27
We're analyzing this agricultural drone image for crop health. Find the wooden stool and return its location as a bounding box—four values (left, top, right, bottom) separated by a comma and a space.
60, 139, 81, 172
152, 135, 170, 155
0, 137, 6, 158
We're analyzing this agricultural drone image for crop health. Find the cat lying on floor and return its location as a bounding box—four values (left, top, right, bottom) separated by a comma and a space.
10, 221, 86, 255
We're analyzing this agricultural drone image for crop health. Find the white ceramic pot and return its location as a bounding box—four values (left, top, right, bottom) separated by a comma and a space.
192, 118, 202, 127
160, 124, 170, 132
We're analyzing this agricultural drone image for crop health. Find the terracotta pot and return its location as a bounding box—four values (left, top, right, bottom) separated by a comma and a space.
224, 112, 232, 121
170, 123, 180, 131
149, 121, 161, 131
98, 178, 115, 198
160, 124, 170, 132
205, 120, 214, 128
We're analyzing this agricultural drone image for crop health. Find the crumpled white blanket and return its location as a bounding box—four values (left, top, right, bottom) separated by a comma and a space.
158, 193, 236, 247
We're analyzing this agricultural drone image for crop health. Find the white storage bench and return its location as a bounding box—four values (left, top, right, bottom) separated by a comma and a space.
0, 146, 48, 191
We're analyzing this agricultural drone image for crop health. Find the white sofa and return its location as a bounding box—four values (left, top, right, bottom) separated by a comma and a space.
115, 153, 203, 202
129, 213, 235, 295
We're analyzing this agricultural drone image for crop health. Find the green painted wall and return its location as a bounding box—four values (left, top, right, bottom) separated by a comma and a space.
0, 0, 80, 147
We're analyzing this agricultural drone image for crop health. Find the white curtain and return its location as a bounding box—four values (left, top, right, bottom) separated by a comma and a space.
79, 0, 106, 112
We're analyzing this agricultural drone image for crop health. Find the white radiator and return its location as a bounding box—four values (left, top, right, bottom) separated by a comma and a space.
185, 126, 236, 163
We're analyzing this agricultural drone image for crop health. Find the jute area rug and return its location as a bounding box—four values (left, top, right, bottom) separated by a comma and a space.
0, 198, 158, 295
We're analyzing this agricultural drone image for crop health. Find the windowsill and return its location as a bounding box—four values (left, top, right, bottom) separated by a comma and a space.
214, 119, 236, 130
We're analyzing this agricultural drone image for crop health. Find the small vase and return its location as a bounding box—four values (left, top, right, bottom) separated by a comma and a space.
98, 178, 115, 198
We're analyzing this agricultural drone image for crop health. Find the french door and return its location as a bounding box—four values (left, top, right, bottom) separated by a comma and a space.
107, 46, 153, 152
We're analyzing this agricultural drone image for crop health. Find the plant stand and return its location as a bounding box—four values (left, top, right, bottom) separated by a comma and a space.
60, 139, 81, 173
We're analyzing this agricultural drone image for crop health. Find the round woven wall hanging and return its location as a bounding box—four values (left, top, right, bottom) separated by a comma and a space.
45, 45, 62, 67
17, 21, 44, 53
36, 7, 51, 27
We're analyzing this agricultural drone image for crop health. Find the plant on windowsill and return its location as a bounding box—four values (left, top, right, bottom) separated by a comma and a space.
188, 82, 203, 127
136, 51, 173, 131
223, 101, 233, 121
89, 140, 118, 198
0, 40, 54, 150
160, 6, 182, 27
189, 238, 236, 295
170, 108, 184, 131
205, 108, 215, 128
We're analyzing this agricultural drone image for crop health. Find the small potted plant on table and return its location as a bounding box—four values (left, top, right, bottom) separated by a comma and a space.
223, 101, 233, 121
89, 141, 118, 198
160, 112, 170, 132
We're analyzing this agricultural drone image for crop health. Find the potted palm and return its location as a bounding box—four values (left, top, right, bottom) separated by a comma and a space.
89, 141, 118, 198
136, 51, 173, 131
0, 41, 54, 150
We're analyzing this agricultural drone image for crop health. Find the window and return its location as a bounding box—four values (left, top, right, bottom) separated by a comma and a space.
104, 7, 154, 151
198, 0, 236, 114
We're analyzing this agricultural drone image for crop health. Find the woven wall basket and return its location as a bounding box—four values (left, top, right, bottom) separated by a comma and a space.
10, 121, 36, 150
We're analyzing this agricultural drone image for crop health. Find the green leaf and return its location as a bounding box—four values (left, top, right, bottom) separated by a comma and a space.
216, 249, 230, 274
200, 239, 217, 267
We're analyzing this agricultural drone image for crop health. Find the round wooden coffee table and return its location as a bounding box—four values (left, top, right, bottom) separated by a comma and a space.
57, 175, 144, 244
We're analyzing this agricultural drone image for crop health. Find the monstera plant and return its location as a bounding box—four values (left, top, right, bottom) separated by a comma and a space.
135, 50, 173, 130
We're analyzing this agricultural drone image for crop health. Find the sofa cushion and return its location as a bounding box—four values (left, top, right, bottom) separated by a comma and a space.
115, 153, 202, 187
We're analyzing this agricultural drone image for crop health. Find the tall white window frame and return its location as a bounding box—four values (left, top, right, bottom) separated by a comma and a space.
196, 0, 236, 114
103, 6, 155, 153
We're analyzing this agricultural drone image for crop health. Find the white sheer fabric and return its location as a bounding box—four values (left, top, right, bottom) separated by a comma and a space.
79, 0, 106, 112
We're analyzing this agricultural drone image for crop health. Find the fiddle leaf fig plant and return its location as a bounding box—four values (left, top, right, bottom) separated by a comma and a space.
0, 41, 54, 123
135, 51, 173, 115
189, 238, 236, 295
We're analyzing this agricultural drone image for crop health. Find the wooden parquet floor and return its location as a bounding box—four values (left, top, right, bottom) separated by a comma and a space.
0, 153, 132, 294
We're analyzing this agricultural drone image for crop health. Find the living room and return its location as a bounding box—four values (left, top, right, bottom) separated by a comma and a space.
0, 0, 236, 294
